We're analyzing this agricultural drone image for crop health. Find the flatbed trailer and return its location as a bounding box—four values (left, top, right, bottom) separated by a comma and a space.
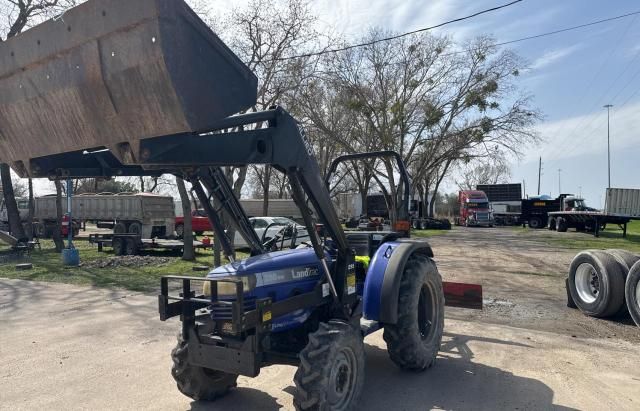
547, 211, 638, 237
89, 233, 213, 255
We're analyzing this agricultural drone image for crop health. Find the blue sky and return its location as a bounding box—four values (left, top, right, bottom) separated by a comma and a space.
306, 0, 640, 205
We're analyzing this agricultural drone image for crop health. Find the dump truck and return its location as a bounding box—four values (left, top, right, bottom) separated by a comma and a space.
32, 193, 175, 239
0, 1, 483, 409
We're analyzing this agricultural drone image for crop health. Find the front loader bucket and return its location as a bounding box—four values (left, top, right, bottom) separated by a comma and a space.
0, 0, 257, 177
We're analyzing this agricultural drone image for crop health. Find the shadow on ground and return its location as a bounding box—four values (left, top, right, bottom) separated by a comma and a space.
196, 331, 577, 411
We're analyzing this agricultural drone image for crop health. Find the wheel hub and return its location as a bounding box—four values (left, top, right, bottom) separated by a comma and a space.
328, 347, 357, 409
575, 263, 600, 304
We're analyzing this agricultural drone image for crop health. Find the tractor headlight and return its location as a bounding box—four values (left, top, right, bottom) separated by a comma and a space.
203, 276, 257, 297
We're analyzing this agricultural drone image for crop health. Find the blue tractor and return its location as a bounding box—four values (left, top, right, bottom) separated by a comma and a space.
0, 1, 482, 408
156, 115, 482, 410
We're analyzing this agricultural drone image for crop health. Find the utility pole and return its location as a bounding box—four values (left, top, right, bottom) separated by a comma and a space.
537, 157, 542, 195
558, 168, 562, 195
523, 179, 526, 199
604, 104, 613, 189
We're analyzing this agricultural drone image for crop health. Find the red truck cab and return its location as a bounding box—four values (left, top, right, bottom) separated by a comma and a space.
175, 209, 211, 238
455, 190, 494, 227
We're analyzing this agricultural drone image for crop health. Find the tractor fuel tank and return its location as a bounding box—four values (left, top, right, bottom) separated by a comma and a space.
0, 0, 257, 177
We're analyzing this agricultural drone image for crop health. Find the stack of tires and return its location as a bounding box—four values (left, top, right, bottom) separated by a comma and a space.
567, 249, 640, 327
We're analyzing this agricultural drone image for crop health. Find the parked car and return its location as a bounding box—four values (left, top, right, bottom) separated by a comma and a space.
234, 216, 309, 249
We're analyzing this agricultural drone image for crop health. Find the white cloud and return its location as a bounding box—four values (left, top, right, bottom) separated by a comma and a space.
530, 44, 582, 70
531, 101, 640, 162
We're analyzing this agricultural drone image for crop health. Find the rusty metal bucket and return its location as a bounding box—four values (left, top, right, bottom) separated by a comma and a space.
0, 0, 257, 177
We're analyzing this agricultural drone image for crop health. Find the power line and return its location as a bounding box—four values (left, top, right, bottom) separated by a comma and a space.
273, 0, 524, 61
275, 6, 640, 62
491, 10, 640, 49
540, 14, 638, 158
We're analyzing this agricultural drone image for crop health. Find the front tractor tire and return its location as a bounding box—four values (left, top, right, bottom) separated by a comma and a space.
293, 321, 365, 411
383, 254, 445, 371
171, 334, 238, 401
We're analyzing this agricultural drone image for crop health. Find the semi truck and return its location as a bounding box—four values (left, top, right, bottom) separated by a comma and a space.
454, 190, 494, 227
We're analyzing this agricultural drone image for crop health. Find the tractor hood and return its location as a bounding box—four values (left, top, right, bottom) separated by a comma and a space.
208, 248, 323, 277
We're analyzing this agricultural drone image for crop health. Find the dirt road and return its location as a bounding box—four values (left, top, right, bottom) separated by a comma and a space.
1, 227, 639, 410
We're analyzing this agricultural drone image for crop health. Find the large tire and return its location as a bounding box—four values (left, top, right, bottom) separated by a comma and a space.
548, 217, 556, 231
528, 216, 543, 229
175, 223, 185, 239
556, 217, 568, 232
112, 237, 125, 256
606, 249, 640, 273
293, 321, 365, 411
383, 254, 445, 371
128, 221, 142, 235
171, 334, 238, 401
124, 238, 138, 256
606, 249, 640, 316
114, 222, 127, 234
625, 261, 640, 327
568, 250, 626, 318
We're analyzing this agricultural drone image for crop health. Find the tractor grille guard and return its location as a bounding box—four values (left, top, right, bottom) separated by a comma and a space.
159, 275, 330, 335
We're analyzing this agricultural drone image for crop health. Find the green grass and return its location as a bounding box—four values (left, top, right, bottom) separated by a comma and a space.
0, 227, 449, 291
520, 220, 640, 253
411, 229, 449, 238
0, 238, 246, 292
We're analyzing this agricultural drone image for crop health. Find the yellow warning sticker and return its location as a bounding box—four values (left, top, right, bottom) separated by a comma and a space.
347, 274, 356, 294
262, 311, 272, 322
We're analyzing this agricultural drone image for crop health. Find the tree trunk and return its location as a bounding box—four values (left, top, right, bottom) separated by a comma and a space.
176, 177, 195, 261
27, 178, 34, 240
262, 165, 271, 216
53, 180, 65, 252
1, 163, 26, 239
213, 236, 222, 268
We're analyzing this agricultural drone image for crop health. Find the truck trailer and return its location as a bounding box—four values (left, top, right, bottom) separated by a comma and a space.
548, 188, 640, 237
33, 193, 175, 239
476, 183, 522, 226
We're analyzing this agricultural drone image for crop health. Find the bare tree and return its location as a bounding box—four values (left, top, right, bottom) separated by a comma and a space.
220, 0, 320, 212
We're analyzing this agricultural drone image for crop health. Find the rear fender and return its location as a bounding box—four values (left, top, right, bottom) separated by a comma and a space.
363, 240, 433, 323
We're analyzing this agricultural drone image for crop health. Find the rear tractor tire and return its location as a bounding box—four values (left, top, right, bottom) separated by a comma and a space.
568, 250, 625, 318
548, 217, 556, 231
171, 334, 238, 401
293, 321, 365, 411
383, 254, 445, 371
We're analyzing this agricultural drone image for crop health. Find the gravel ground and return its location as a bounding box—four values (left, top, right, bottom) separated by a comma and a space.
1, 226, 639, 410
